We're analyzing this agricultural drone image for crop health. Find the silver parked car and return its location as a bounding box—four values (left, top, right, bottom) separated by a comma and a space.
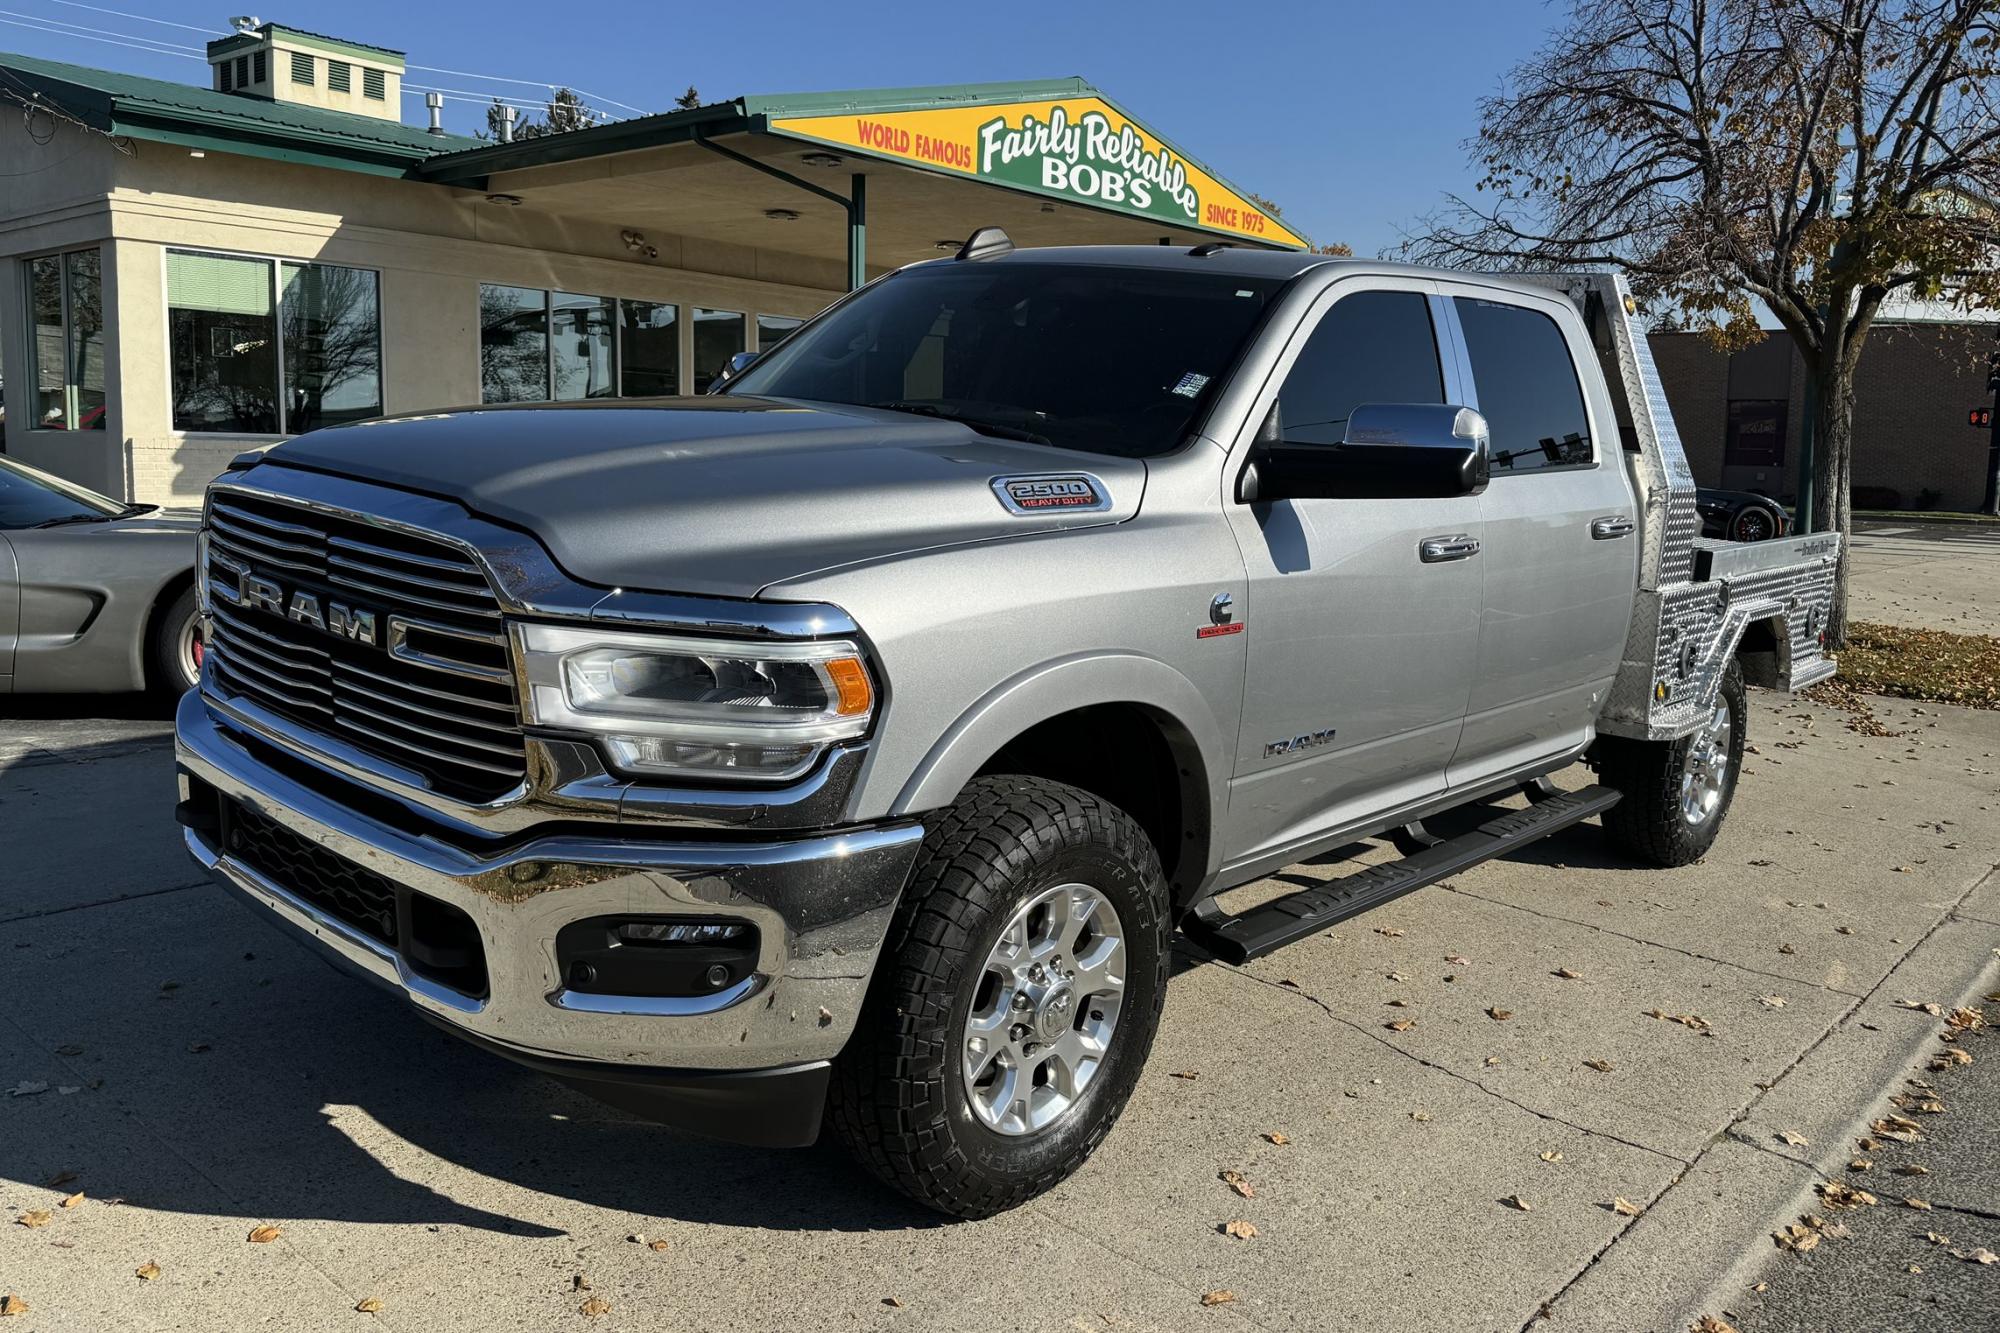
0, 455, 201, 696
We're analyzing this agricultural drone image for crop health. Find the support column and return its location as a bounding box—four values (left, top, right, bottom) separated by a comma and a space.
848, 172, 867, 292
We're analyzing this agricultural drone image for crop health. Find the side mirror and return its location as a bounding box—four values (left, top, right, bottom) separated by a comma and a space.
1243, 403, 1490, 502
708, 350, 760, 393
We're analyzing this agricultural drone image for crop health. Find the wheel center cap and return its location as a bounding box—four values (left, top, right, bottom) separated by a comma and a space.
1035, 986, 1074, 1042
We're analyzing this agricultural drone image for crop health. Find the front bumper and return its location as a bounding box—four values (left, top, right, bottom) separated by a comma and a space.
174, 692, 922, 1141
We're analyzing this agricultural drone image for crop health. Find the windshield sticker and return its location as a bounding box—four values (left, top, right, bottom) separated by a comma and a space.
1171, 372, 1210, 398
992, 474, 1111, 515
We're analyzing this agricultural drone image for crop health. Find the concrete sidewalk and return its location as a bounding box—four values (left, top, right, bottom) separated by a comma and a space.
1, 689, 1996, 1333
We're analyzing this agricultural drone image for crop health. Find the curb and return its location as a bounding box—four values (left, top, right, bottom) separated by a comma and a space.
1540, 869, 2000, 1333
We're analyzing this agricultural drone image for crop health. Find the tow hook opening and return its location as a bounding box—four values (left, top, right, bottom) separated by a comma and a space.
554, 916, 760, 999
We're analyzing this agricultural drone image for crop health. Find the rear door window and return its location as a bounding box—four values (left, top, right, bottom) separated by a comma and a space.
1275, 290, 1443, 446
1453, 297, 1592, 472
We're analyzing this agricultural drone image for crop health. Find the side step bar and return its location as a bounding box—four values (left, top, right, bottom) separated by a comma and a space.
1182, 784, 1623, 965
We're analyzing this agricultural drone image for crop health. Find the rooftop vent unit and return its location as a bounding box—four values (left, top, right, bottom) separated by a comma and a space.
205, 21, 407, 125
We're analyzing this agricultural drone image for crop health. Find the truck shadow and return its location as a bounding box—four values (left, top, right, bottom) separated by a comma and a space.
0, 731, 947, 1237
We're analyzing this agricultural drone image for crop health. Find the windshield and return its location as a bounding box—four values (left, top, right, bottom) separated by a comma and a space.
724, 262, 1285, 458
0, 455, 125, 529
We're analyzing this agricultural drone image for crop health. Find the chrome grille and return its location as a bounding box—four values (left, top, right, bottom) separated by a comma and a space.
203, 491, 526, 801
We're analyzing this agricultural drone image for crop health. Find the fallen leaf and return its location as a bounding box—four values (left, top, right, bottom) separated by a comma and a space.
1583, 1058, 1615, 1072
1777, 943, 1797, 955
1778, 1130, 1809, 1147
246, 1225, 282, 1244
356, 1297, 383, 1313
7, 1082, 48, 1098
135, 1262, 161, 1282
1375, 927, 1405, 938
1386, 998, 1409, 1008
571, 1275, 591, 1293
1930, 1048, 1973, 1070
1925, 1231, 1953, 1246
1895, 999, 1946, 1016
883, 1297, 905, 1309
1836, 926, 1855, 936
1849, 1159, 1873, 1172
1872, 1115, 1925, 1143
1410, 1110, 1433, 1122
1816, 1182, 1877, 1210
58, 1193, 83, 1210
1757, 995, 1788, 1009
1611, 1197, 1644, 1217
1945, 1007, 1986, 1031
1539, 1151, 1563, 1163
1907, 1263, 1923, 1274
1501, 1194, 1532, 1212
1690, 1317, 1740, 1333
0, 1295, 27, 1318
1958, 1248, 1998, 1265
1386, 1019, 1416, 1032
17, 1211, 52, 1229
1200, 1290, 1237, 1307
1262, 1132, 1289, 1146
44, 1171, 77, 1188
1553, 968, 1582, 980
1219, 1169, 1255, 1199
1488, 1008, 1514, 1021
1169, 1070, 1201, 1081
626, 1233, 647, 1245
1445, 954, 1470, 965
1386, 971, 1408, 982
579, 1296, 612, 1317
1892, 1164, 1931, 1177
1221, 1219, 1258, 1240
647, 1239, 670, 1252
1902, 1197, 1933, 1211
1857, 1137, 1880, 1152
1645, 1008, 1712, 1032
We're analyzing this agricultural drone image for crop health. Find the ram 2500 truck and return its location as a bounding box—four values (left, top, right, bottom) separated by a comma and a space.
175, 237, 1839, 1218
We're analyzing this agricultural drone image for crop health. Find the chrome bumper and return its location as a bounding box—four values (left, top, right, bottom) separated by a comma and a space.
174, 691, 922, 1071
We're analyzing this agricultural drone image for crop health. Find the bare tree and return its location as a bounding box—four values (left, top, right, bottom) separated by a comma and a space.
1404, 0, 2000, 644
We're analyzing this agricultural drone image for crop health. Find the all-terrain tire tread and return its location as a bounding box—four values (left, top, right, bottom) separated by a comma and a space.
1596, 659, 1747, 867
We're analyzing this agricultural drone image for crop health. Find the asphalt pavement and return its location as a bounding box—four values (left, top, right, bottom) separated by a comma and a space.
1849, 521, 2000, 635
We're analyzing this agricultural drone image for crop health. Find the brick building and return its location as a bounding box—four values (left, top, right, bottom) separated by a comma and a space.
1650, 319, 1997, 513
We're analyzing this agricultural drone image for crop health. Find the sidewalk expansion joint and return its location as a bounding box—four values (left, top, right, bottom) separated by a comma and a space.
0, 878, 209, 926
1218, 964, 1689, 1167
1436, 881, 1867, 997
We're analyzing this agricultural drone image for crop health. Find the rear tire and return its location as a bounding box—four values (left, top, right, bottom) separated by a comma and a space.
1596, 659, 1747, 866
829, 775, 1170, 1219
148, 586, 202, 696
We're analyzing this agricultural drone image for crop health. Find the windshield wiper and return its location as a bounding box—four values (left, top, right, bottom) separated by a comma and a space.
865, 400, 1051, 445
29, 513, 119, 529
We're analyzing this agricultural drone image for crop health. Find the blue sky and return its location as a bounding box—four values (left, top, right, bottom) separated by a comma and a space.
0, 0, 1566, 256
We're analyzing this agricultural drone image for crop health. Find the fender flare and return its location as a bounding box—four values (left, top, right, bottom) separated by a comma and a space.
890, 651, 1232, 880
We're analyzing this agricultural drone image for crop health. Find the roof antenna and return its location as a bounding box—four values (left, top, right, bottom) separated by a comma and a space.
1187, 241, 1234, 258
955, 226, 1014, 262
229, 15, 261, 34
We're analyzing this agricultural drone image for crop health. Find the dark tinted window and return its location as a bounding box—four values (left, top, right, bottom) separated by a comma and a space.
1275, 290, 1443, 446
1454, 297, 1592, 472
0, 456, 121, 528
727, 264, 1283, 458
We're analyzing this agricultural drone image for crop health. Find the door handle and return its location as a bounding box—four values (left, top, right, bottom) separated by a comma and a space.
1590, 515, 1636, 540
1418, 534, 1482, 563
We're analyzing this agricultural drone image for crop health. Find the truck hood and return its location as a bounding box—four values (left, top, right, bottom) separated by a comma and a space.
267, 399, 1145, 598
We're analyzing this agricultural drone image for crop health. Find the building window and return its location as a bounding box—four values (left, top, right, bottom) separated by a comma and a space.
1724, 399, 1787, 467
167, 249, 380, 434
24, 249, 106, 431
692, 308, 746, 393
620, 302, 679, 396
479, 284, 550, 403
363, 67, 385, 100
756, 314, 804, 351
290, 51, 314, 85
550, 292, 616, 400
327, 60, 351, 94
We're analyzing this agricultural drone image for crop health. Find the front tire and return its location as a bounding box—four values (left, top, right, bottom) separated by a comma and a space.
149, 586, 202, 696
829, 776, 1170, 1219
1596, 659, 1747, 866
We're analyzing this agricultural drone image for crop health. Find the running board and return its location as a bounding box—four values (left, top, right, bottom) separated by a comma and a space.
1182, 784, 1623, 965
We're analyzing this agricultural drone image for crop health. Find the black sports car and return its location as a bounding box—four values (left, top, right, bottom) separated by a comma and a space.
1696, 488, 1789, 542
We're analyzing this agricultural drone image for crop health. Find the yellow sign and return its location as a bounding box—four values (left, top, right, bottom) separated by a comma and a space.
770, 96, 1307, 249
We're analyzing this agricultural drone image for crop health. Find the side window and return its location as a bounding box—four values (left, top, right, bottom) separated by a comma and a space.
1453, 297, 1592, 472
1274, 290, 1443, 447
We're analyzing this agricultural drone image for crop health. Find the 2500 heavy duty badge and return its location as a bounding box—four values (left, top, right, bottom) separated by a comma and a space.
991, 473, 1111, 514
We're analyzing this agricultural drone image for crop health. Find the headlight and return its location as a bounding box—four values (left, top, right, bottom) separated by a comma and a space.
518, 624, 875, 781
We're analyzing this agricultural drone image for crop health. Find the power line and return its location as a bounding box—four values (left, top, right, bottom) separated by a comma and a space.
0, 13, 202, 58
405, 62, 650, 117
0, 5, 203, 52
39, 0, 220, 36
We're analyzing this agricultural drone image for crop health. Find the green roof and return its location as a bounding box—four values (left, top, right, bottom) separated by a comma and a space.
0, 50, 472, 176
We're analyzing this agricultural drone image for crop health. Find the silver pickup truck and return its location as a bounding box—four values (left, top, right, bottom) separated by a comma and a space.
174, 238, 1839, 1218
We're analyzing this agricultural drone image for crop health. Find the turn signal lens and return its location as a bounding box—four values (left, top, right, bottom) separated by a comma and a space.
826, 656, 873, 716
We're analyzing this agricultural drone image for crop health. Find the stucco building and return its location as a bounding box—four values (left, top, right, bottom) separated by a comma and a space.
0, 22, 1303, 506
